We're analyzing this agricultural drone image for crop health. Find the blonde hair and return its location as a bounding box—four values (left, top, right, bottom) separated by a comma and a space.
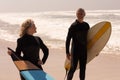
19, 19, 34, 37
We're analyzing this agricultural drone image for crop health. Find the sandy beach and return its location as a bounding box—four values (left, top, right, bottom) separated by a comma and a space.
0, 39, 120, 80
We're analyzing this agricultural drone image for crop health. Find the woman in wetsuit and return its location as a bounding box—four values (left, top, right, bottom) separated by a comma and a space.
8, 19, 49, 80
66, 8, 90, 80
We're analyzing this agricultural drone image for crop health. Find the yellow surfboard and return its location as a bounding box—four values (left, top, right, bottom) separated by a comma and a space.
64, 21, 112, 70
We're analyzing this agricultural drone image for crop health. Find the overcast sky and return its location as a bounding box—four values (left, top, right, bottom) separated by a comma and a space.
0, 0, 120, 12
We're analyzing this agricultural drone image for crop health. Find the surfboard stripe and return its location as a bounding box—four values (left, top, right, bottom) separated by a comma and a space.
14, 61, 39, 70
21, 70, 54, 80
87, 22, 110, 49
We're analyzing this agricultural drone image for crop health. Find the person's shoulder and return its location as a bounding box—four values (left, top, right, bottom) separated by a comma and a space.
83, 22, 90, 29
83, 21, 89, 25
34, 36, 43, 42
69, 20, 77, 30
34, 36, 41, 39
84, 22, 90, 27
17, 37, 23, 43
17, 35, 26, 42
71, 20, 78, 26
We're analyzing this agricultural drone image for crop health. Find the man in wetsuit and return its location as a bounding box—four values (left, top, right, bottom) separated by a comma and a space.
66, 8, 90, 80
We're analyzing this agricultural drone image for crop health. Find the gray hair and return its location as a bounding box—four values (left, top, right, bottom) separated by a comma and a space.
76, 8, 86, 16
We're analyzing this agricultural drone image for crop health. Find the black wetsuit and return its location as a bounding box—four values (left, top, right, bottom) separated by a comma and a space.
15, 34, 49, 80
66, 20, 90, 80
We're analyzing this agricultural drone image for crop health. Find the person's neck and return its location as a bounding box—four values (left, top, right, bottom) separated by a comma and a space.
77, 19, 84, 23
27, 32, 33, 36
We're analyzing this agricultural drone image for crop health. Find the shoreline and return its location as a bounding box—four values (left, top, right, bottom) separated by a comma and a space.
0, 39, 120, 80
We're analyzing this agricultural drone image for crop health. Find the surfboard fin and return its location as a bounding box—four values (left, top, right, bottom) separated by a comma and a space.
64, 68, 68, 80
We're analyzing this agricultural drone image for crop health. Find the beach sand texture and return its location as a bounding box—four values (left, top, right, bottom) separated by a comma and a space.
0, 39, 120, 80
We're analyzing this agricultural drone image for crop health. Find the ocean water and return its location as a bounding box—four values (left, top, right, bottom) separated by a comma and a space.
0, 10, 120, 54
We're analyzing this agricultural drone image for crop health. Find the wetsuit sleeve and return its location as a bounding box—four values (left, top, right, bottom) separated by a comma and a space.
15, 39, 23, 59
39, 38, 49, 64
66, 28, 72, 54
86, 23, 90, 30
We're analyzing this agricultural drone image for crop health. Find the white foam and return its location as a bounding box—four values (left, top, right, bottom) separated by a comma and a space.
0, 29, 17, 42
0, 10, 119, 54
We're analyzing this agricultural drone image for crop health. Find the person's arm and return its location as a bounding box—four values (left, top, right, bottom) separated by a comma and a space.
66, 28, 72, 60
39, 38, 49, 64
15, 39, 23, 59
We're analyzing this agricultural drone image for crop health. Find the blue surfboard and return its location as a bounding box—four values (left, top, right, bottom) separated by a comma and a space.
8, 47, 54, 80
21, 70, 54, 80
